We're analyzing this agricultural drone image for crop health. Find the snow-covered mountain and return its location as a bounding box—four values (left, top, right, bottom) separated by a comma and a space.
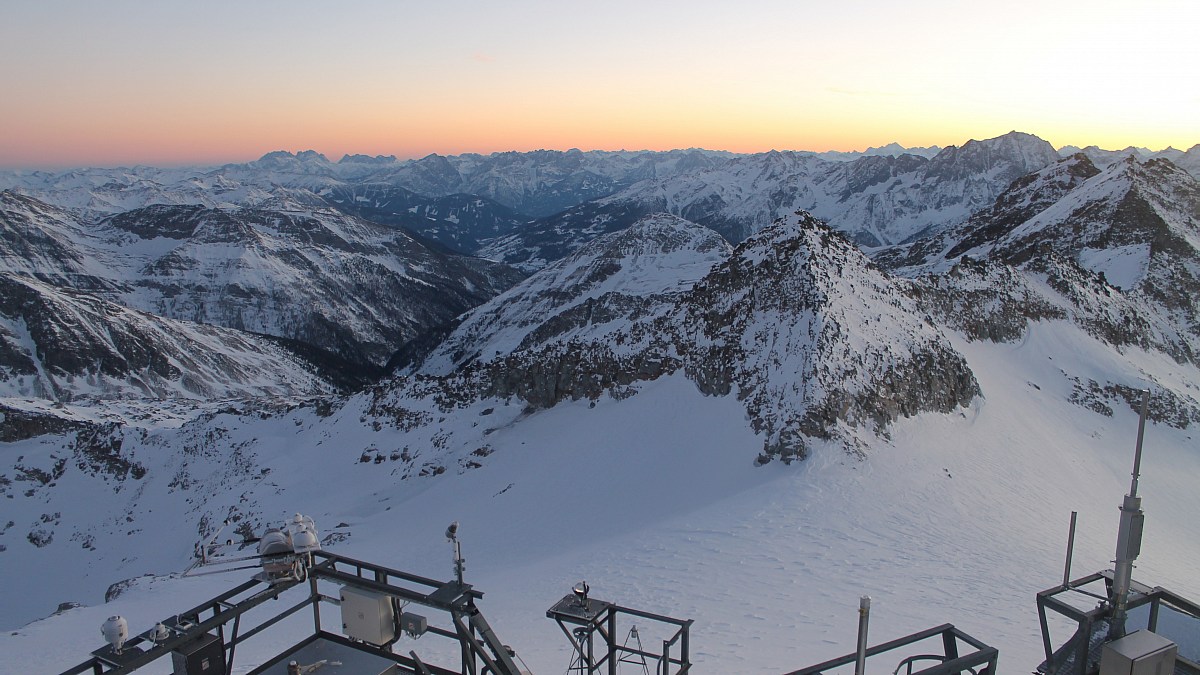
818, 141, 944, 162
3, 201, 1199, 673
481, 131, 1062, 270
0, 148, 737, 222
376, 148, 736, 217
0, 192, 524, 369
0, 273, 344, 400
1058, 143, 1200, 179
403, 212, 978, 460
877, 153, 1200, 367
410, 213, 733, 376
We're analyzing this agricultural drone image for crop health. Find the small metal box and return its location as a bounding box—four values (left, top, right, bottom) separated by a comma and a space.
339, 586, 396, 646
171, 632, 225, 675
400, 611, 428, 637
1100, 629, 1178, 675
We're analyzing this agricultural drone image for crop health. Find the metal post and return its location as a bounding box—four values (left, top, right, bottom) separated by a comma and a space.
1110, 390, 1150, 639
1062, 511, 1078, 589
608, 610, 618, 675
855, 596, 871, 675
310, 574, 321, 633
1129, 389, 1150, 499
942, 627, 960, 667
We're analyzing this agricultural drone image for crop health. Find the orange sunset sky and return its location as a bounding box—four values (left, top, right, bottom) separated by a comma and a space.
1, 0, 1196, 169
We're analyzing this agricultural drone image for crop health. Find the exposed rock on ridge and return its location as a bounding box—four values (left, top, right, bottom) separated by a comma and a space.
400, 212, 980, 461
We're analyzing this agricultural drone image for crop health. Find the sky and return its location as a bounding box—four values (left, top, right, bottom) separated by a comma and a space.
1, 0, 1196, 169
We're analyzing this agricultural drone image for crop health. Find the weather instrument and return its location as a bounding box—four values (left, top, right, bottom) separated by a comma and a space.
184, 512, 322, 583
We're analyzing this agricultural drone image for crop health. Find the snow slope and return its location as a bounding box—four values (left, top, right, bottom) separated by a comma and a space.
0, 273, 336, 400
414, 213, 731, 376
1, 328, 1197, 674
1, 193, 524, 369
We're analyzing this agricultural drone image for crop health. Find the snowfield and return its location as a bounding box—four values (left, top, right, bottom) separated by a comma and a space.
2, 320, 1198, 674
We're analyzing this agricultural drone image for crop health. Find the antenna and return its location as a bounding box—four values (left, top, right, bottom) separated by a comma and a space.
1109, 389, 1150, 639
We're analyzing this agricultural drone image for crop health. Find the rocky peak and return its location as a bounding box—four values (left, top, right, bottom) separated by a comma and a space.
926, 131, 1059, 183
992, 154, 1200, 272
677, 212, 979, 460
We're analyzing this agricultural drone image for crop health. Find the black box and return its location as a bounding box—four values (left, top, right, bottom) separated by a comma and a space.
171, 632, 225, 675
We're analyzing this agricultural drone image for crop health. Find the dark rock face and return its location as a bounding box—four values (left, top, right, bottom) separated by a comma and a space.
106, 204, 206, 240
476, 342, 679, 410
1068, 377, 1200, 430
74, 423, 146, 482
0, 405, 88, 442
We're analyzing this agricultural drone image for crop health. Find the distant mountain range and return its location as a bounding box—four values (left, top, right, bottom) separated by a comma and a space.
2, 132, 1197, 404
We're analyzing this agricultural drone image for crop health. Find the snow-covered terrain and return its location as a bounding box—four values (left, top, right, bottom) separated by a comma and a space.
0, 273, 338, 400
1, 329, 1197, 674
2, 138, 1199, 674
481, 131, 1065, 270
1, 191, 523, 370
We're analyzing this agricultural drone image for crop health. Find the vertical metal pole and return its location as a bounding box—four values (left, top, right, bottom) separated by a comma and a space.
1079, 617, 1094, 674
457, 611, 473, 675
608, 611, 618, 675
310, 574, 321, 633
1110, 389, 1150, 640
855, 596, 871, 675
1062, 511, 1078, 589
681, 622, 691, 672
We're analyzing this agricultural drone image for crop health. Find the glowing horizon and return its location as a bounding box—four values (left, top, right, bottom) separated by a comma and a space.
2, 0, 1196, 170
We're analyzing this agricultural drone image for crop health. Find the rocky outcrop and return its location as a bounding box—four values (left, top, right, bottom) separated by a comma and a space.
676, 213, 979, 460
404, 212, 980, 461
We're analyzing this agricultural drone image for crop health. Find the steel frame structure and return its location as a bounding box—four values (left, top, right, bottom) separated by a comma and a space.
546, 593, 692, 675
781, 623, 998, 675
60, 550, 522, 675
1035, 570, 1200, 675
